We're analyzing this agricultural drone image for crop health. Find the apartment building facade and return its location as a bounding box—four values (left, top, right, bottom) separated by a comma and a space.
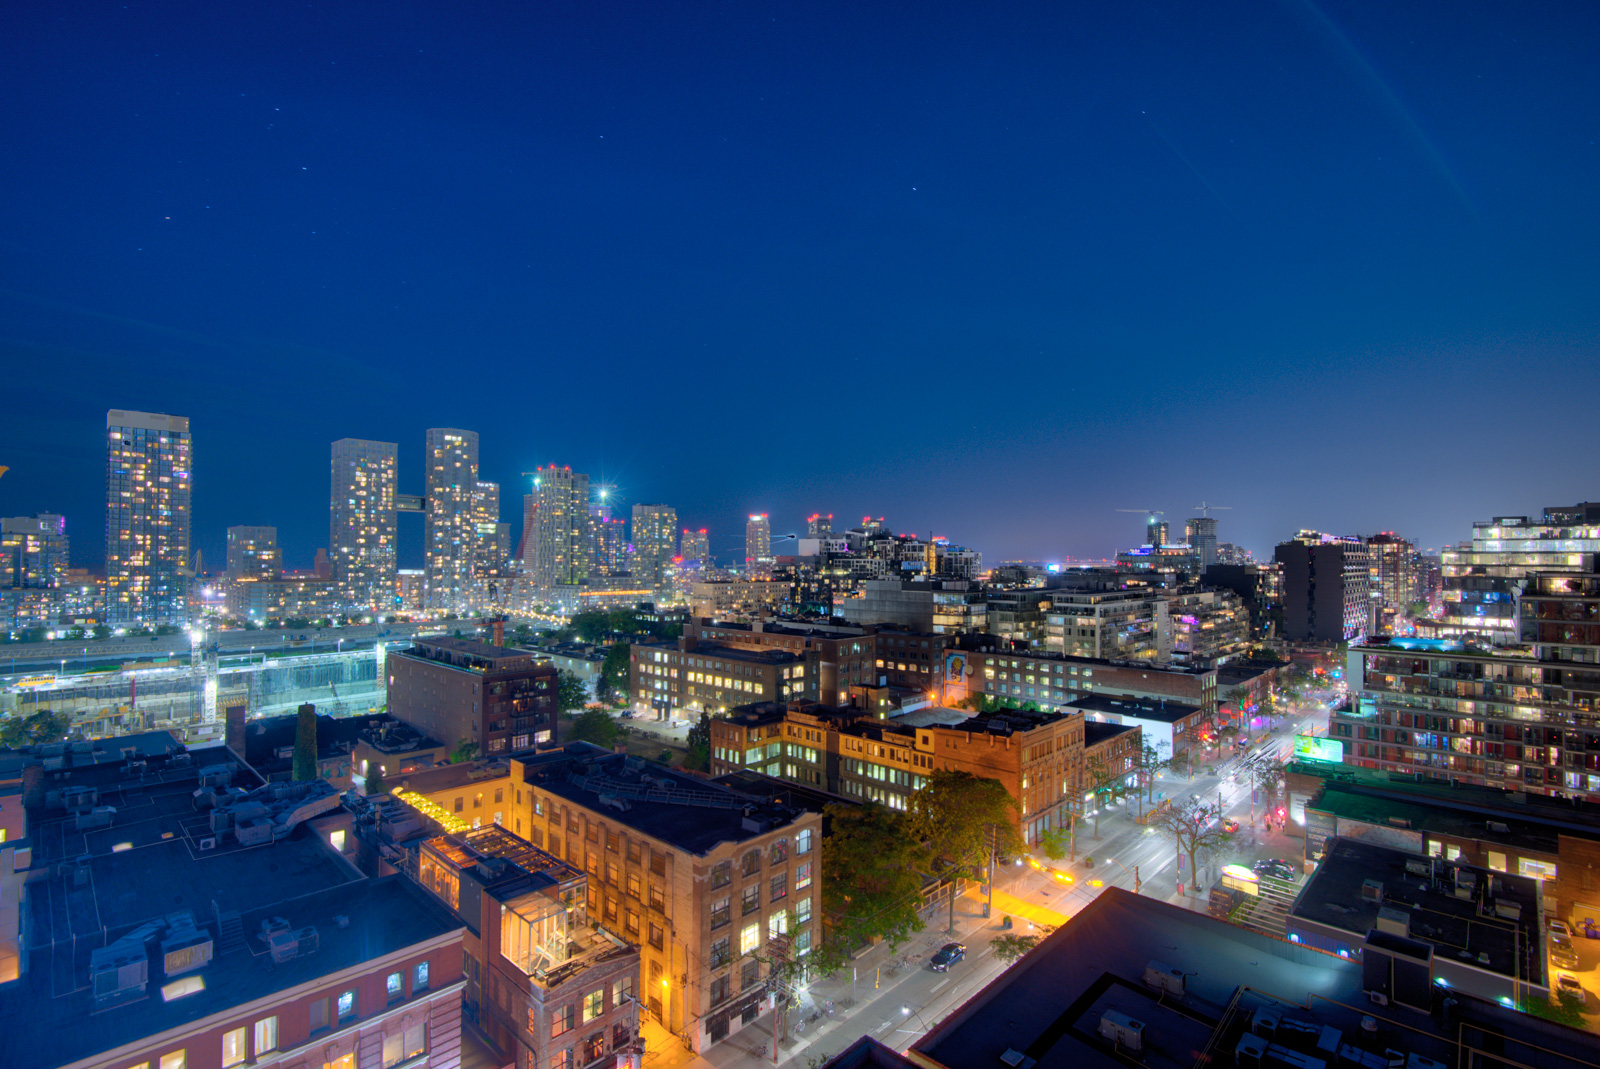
960, 640, 1218, 718
707, 702, 1139, 845
630, 636, 814, 716
387, 637, 559, 757
684, 618, 877, 705
1439, 504, 1600, 645
504, 746, 824, 1053
1042, 587, 1170, 661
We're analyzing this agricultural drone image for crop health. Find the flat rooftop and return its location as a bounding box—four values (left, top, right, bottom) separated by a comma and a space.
1065, 693, 1202, 723
659, 640, 805, 666
1312, 784, 1562, 855
0, 749, 460, 1069
516, 743, 811, 856
913, 888, 1600, 1069
1290, 838, 1541, 982
405, 636, 545, 669
1083, 721, 1139, 747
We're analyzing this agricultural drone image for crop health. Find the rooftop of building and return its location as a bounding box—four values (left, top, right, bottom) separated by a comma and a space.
912, 887, 1600, 1069
1290, 837, 1541, 983
1083, 721, 1139, 747
536, 642, 610, 663
1064, 693, 1204, 723
241, 709, 399, 774
1215, 662, 1280, 686
1293, 760, 1600, 843
690, 618, 873, 639
0, 747, 460, 1069
1311, 783, 1562, 855
712, 770, 855, 814
403, 635, 547, 669
650, 637, 806, 666
956, 636, 1217, 676
514, 743, 815, 856
394, 758, 514, 795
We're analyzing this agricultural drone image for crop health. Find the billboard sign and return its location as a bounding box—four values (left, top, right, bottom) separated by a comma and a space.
1294, 734, 1344, 764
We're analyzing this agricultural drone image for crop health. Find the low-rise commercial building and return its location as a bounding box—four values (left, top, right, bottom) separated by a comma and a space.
1065, 692, 1210, 766
684, 618, 877, 705
958, 638, 1218, 717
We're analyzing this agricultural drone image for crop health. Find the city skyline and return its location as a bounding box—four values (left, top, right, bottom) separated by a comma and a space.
2, 3, 1596, 572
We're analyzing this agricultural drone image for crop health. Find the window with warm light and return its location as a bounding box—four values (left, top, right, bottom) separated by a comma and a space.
221, 1028, 247, 1068
254, 1016, 278, 1055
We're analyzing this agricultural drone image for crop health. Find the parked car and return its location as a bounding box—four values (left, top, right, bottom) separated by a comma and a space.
1552, 935, 1580, 969
929, 943, 966, 972
1558, 973, 1586, 1004
1551, 919, 1573, 940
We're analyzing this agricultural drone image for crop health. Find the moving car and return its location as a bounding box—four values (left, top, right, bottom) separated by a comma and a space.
929, 943, 966, 972
1253, 858, 1297, 881
1222, 818, 1240, 833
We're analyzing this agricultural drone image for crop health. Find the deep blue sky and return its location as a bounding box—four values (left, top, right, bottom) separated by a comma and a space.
2, 1, 1598, 570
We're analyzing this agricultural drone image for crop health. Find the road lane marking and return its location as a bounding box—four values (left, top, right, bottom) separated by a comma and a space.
931, 978, 951, 992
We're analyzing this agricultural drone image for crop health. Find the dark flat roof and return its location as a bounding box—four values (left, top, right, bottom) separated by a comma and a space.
657, 640, 804, 666
0, 876, 460, 1069
1065, 694, 1202, 723
1290, 837, 1540, 981
1313, 784, 1561, 855
517, 744, 812, 855
1083, 721, 1139, 746
913, 888, 1600, 1069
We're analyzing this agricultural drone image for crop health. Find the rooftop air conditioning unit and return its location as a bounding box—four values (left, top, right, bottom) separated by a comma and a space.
1098, 1011, 1144, 1051
1143, 960, 1184, 997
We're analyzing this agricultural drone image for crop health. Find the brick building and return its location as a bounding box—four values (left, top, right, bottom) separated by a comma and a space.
630, 636, 813, 717
502, 745, 825, 1053
387, 637, 559, 757
708, 701, 1139, 845
0, 741, 466, 1069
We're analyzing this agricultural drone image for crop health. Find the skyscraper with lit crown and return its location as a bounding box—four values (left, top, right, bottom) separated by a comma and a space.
105, 409, 192, 624
745, 513, 773, 578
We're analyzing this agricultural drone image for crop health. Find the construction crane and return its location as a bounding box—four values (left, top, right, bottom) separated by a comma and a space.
1114, 508, 1165, 517
1192, 502, 1233, 517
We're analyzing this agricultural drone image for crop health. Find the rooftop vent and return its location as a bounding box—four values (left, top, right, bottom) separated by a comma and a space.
1361, 879, 1384, 904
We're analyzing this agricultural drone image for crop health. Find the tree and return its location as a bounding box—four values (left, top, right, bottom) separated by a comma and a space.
567, 709, 621, 750
910, 770, 1023, 931
571, 612, 613, 643
990, 931, 1054, 964
1038, 827, 1070, 861
816, 803, 928, 972
0, 709, 72, 747
1137, 739, 1171, 805
292, 705, 319, 781
1084, 755, 1125, 838
1154, 797, 1234, 895
596, 642, 631, 704
450, 738, 480, 763
555, 669, 589, 714
364, 762, 387, 796
683, 713, 712, 772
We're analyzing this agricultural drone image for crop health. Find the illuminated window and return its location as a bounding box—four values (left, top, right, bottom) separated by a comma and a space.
387, 971, 403, 1000
159, 1053, 186, 1069
337, 989, 356, 1021
221, 1030, 247, 1069
254, 1016, 278, 1055
553, 1004, 575, 1037
415, 960, 430, 991
740, 923, 760, 955
583, 987, 605, 1022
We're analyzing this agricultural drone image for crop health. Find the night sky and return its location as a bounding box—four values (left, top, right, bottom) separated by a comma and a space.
2, 1, 1598, 571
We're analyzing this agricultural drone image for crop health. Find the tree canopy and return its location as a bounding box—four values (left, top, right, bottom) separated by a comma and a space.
683, 713, 712, 772
595, 643, 631, 704
909, 770, 1023, 873
817, 802, 928, 971
567, 709, 621, 750
555, 669, 589, 713
292, 705, 319, 781
1154, 796, 1235, 895
0, 709, 72, 747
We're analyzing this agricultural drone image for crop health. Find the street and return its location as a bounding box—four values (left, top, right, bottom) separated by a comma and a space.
655, 690, 1338, 1068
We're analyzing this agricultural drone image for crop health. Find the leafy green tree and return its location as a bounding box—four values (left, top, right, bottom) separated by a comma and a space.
91, 624, 112, 640
816, 803, 928, 971
571, 612, 612, 643
596, 642, 631, 704
910, 770, 1022, 930
364, 762, 387, 796
292, 705, 319, 781
567, 709, 621, 750
555, 669, 589, 714
450, 738, 480, 763
1038, 827, 1070, 861
683, 712, 712, 772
